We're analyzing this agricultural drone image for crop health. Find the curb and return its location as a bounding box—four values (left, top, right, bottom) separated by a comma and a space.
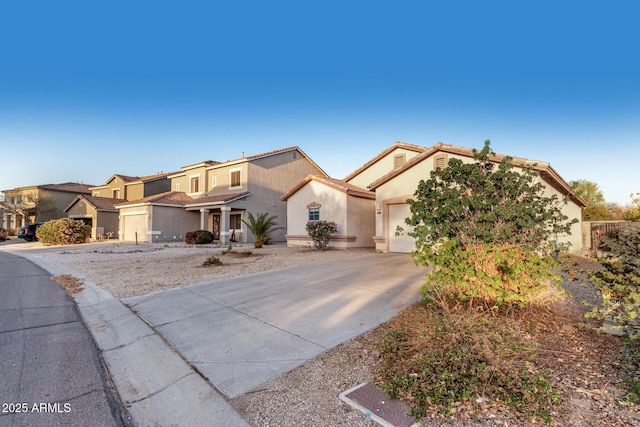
7, 249, 249, 427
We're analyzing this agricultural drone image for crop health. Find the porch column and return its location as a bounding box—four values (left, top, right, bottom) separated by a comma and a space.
220, 207, 231, 244
199, 208, 210, 231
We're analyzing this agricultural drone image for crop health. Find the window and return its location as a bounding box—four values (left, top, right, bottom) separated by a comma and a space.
393, 154, 406, 169
175, 183, 181, 191
230, 169, 241, 189
190, 176, 200, 193
230, 213, 242, 230
211, 176, 217, 188
112, 189, 120, 199
308, 207, 320, 221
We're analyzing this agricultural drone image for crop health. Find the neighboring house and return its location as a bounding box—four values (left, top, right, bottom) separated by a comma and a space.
65, 173, 171, 239
368, 142, 585, 253
115, 146, 327, 243
281, 142, 425, 249
89, 173, 171, 200
2, 182, 93, 231
281, 176, 376, 248
65, 195, 125, 239
283, 141, 585, 253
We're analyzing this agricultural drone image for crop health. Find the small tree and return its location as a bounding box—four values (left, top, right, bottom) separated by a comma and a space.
242, 212, 283, 248
405, 140, 578, 309
306, 220, 337, 249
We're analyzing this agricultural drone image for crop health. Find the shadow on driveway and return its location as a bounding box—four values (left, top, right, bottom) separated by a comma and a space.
123, 251, 427, 398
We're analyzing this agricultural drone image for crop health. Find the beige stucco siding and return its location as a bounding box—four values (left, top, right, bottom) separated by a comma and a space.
126, 183, 144, 201
375, 153, 582, 252
285, 180, 375, 249
247, 152, 324, 242
346, 194, 376, 247
347, 148, 424, 189
149, 206, 199, 242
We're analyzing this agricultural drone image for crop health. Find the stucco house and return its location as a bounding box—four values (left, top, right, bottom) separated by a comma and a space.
2, 182, 93, 232
282, 142, 425, 248
64, 173, 172, 239
283, 141, 585, 253
115, 146, 326, 243
369, 142, 585, 253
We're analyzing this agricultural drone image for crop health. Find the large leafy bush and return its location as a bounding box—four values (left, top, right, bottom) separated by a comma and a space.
404, 141, 577, 309
36, 219, 91, 246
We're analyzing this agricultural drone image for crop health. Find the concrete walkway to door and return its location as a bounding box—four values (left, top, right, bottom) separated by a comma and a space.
123, 251, 426, 399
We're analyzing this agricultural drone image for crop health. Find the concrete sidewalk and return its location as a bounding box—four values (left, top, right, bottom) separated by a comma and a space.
4, 243, 425, 425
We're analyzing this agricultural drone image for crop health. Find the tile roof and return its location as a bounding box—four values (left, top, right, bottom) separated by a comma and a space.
65, 195, 126, 212
184, 192, 251, 207
37, 182, 93, 193
282, 175, 375, 201
343, 141, 427, 182
115, 191, 195, 208
368, 142, 586, 207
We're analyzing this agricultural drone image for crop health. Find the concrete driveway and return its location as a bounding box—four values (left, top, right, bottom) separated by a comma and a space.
123, 251, 426, 398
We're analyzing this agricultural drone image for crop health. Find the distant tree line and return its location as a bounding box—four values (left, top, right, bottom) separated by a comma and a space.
570, 179, 639, 221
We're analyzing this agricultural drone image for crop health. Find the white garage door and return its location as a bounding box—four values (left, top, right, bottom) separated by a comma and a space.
388, 204, 415, 253
123, 214, 147, 242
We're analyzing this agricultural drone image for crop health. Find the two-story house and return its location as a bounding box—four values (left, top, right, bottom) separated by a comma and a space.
115, 146, 326, 243
283, 141, 585, 252
65, 173, 171, 239
2, 182, 93, 232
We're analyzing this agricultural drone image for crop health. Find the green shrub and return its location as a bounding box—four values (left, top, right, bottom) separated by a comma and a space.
195, 230, 214, 244
0, 228, 7, 241
305, 220, 337, 249
36, 219, 91, 246
186, 230, 214, 245
402, 140, 576, 310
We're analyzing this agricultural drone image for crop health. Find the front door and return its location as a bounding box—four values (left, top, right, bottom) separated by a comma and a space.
212, 214, 220, 240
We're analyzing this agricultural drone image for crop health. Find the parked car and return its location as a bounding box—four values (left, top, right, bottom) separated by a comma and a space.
17, 223, 43, 241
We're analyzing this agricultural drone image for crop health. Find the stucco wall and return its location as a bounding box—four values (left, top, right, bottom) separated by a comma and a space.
246, 152, 324, 242
126, 183, 144, 201
150, 206, 199, 242
346, 194, 375, 247
375, 153, 583, 252
347, 147, 423, 189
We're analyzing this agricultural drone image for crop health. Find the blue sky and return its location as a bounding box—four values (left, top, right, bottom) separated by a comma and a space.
1, 1, 638, 204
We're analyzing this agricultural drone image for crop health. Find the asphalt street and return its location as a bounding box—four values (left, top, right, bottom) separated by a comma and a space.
0, 250, 127, 427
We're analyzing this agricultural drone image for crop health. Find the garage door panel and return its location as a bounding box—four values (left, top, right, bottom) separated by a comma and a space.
388, 204, 415, 253
123, 215, 147, 242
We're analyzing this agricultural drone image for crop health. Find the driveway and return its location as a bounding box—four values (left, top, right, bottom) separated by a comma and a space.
122, 251, 426, 398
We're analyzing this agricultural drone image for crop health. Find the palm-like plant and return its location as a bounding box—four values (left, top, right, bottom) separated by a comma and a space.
242, 212, 283, 248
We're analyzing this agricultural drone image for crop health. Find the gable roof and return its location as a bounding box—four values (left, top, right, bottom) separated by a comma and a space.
115, 191, 195, 208
368, 142, 586, 207
91, 173, 172, 190
184, 192, 251, 209
343, 141, 427, 182
281, 175, 375, 201
64, 195, 126, 212
4, 182, 93, 194
169, 146, 328, 178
